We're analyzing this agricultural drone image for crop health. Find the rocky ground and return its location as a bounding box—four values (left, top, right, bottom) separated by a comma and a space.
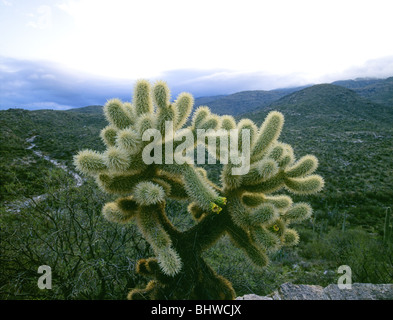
236, 283, 393, 300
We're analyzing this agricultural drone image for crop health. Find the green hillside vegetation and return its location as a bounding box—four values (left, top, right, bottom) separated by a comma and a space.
1, 81, 393, 299
194, 87, 305, 115
193, 94, 227, 107
0, 108, 106, 202
2, 108, 106, 161
66, 105, 104, 114
333, 77, 393, 106
333, 78, 384, 90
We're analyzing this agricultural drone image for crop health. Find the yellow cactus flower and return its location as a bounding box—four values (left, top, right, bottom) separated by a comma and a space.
210, 202, 222, 214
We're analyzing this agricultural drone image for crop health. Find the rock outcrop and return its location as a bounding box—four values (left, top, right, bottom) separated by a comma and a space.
236, 283, 393, 300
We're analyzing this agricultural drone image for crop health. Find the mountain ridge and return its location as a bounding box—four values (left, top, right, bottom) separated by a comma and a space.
61, 76, 393, 116
332, 76, 393, 106
243, 83, 393, 127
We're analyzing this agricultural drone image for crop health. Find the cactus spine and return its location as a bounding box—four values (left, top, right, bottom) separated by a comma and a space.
74, 80, 324, 300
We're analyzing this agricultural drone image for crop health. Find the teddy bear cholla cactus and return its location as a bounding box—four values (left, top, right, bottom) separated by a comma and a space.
74, 79, 324, 300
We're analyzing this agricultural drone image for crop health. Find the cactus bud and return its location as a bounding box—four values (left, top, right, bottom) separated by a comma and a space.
104, 99, 133, 129
241, 193, 265, 208
100, 125, 118, 147
237, 119, 257, 148
104, 147, 130, 172
249, 203, 278, 225
192, 106, 210, 129
252, 226, 280, 253
102, 202, 134, 224
242, 159, 278, 186
267, 142, 285, 160
116, 128, 141, 154
123, 102, 136, 124
285, 155, 318, 178
221, 115, 236, 130
179, 164, 219, 210
243, 172, 284, 194
282, 228, 300, 246
198, 114, 221, 131
265, 195, 293, 211
284, 203, 312, 222
156, 105, 176, 135
284, 175, 324, 194
74, 149, 107, 176
174, 92, 194, 129
133, 181, 165, 206
221, 164, 243, 190
134, 79, 153, 115
278, 144, 295, 168
157, 246, 182, 276
214, 197, 227, 207
152, 80, 170, 109
136, 113, 157, 135
251, 111, 284, 161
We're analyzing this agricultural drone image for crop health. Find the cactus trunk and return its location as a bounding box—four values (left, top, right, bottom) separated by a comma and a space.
128, 202, 235, 300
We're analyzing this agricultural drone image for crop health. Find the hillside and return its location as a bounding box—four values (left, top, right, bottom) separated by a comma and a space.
2, 108, 106, 160
256, 83, 393, 125
62, 86, 304, 117
0, 108, 106, 201
194, 87, 306, 115
333, 77, 393, 106
193, 76, 393, 115
60, 76, 393, 117
66, 105, 104, 114
333, 77, 384, 90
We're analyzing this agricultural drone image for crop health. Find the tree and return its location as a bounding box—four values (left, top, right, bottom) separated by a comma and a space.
74, 80, 324, 299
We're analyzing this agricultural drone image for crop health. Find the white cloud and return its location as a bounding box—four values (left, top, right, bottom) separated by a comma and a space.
21, 102, 74, 110
318, 56, 393, 83
27, 5, 52, 29
1, 55, 393, 110
2, 0, 393, 86
50, 0, 393, 81
1, 0, 12, 6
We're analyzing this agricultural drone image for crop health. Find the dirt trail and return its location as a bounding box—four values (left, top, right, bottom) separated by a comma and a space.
4, 136, 84, 213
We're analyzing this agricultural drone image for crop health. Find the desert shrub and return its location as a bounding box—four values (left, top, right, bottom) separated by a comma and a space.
299, 228, 393, 284
0, 173, 150, 299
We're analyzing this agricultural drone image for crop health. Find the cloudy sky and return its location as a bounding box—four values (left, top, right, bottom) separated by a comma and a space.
1, 0, 393, 110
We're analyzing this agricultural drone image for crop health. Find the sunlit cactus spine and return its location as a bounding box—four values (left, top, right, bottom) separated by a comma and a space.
74, 79, 324, 300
